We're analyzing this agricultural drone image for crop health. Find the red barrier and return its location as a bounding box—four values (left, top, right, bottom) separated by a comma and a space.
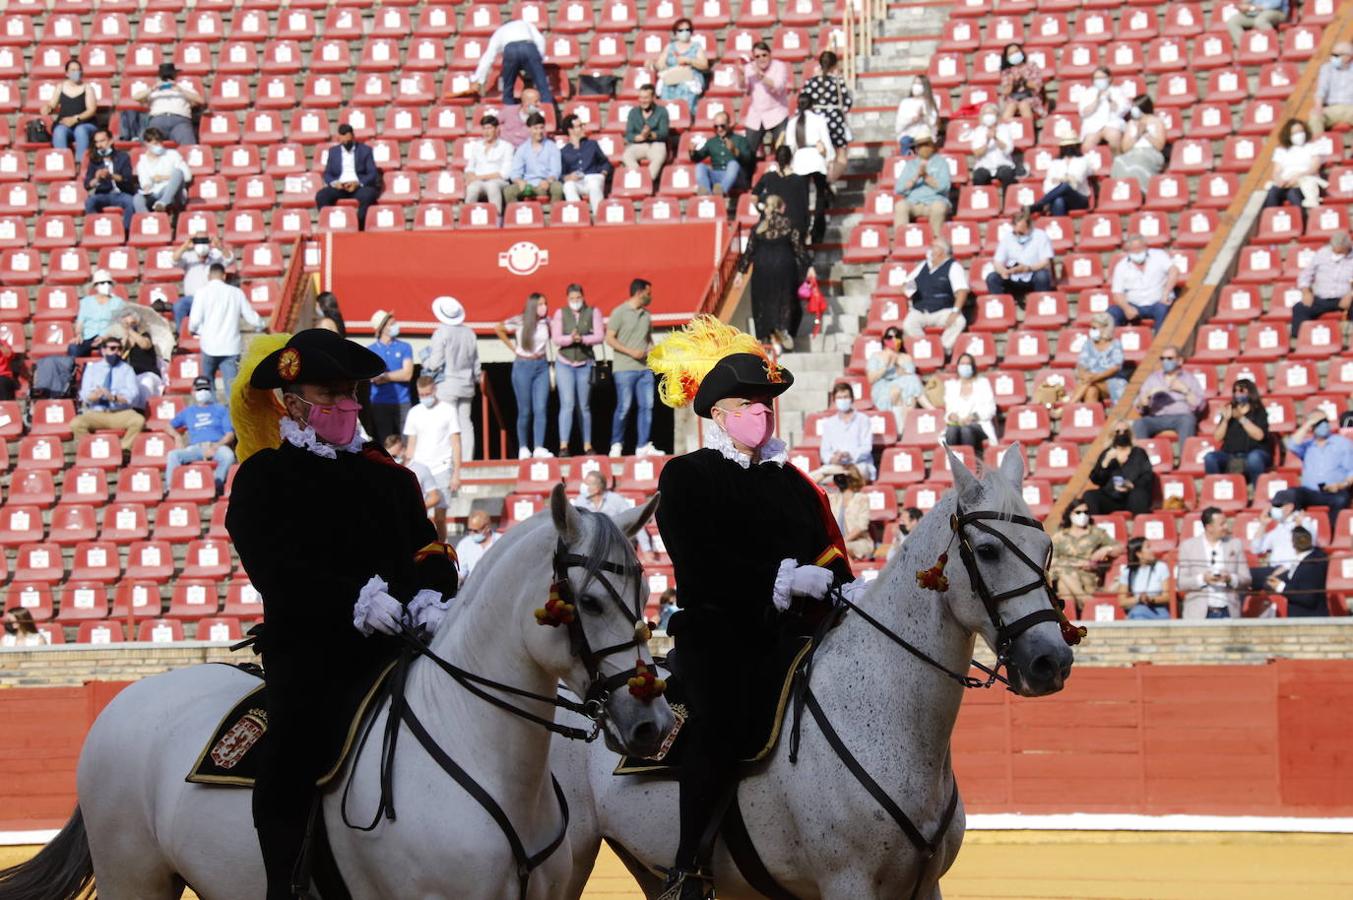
322, 222, 727, 335
2, 660, 1350, 831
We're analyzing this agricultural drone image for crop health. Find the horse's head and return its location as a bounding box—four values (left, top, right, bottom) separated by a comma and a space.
528, 484, 674, 757
934, 444, 1074, 697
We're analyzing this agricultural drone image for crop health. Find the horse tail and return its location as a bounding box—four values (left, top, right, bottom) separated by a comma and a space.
0, 806, 94, 900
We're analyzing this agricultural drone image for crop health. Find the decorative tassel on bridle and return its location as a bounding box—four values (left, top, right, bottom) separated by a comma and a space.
534, 581, 576, 627
626, 659, 666, 702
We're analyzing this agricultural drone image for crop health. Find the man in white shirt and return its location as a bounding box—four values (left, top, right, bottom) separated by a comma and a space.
901, 237, 969, 353
171, 235, 235, 334
464, 113, 515, 211
403, 376, 464, 541
985, 207, 1055, 303
133, 127, 192, 214
1251, 490, 1320, 582
817, 383, 876, 482
454, 509, 502, 581
1177, 507, 1251, 619
188, 263, 263, 401
1108, 234, 1180, 335
470, 17, 554, 107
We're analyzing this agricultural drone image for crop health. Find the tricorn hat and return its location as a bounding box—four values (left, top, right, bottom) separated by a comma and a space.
648, 316, 792, 419
249, 328, 386, 389
692, 353, 794, 417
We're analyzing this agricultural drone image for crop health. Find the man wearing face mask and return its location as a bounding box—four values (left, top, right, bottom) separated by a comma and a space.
606, 279, 659, 457
1309, 42, 1353, 137
1132, 346, 1205, 442
1285, 412, 1353, 529
315, 124, 382, 230
986, 208, 1055, 304
172, 235, 236, 334
1108, 234, 1180, 334
901, 237, 970, 353
227, 329, 459, 899
1265, 526, 1329, 617
1251, 490, 1319, 588
891, 127, 951, 235
133, 128, 191, 213
1291, 231, 1353, 339
573, 470, 658, 561
166, 376, 236, 496
647, 317, 854, 899
453, 509, 501, 582
82, 128, 136, 230
817, 382, 877, 482
71, 335, 146, 459
402, 376, 463, 541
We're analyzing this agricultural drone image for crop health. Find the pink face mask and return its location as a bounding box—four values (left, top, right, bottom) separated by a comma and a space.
721, 402, 774, 449
300, 395, 361, 446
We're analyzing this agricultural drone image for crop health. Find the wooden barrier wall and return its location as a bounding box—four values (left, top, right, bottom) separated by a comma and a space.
2, 660, 1351, 831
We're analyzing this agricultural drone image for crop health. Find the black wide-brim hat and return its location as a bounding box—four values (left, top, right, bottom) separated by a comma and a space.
250, 328, 387, 389
692, 352, 794, 418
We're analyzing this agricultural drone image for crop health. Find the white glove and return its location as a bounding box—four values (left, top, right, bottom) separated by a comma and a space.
353, 575, 404, 636
408, 589, 452, 634
838, 578, 869, 607
791, 565, 835, 600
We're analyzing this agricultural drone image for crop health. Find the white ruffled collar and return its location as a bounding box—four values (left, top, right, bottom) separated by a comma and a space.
280, 417, 365, 459
704, 423, 788, 469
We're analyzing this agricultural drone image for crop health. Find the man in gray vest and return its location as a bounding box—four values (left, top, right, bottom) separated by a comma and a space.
550, 283, 605, 455
900, 237, 970, 355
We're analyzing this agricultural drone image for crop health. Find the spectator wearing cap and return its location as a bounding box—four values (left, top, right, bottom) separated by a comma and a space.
1031, 121, 1096, 217
71, 334, 144, 457
986, 207, 1055, 302
505, 113, 563, 203
1291, 230, 1353, 339
464, 113, 515, 212
560, 114, 612, 214
469, 16, 554, 107
167, 376, 236, 495
1251, 489, 1319, 586
134, 128, 191, 214
1265, 526, 1329, 617
315, 124, 382, 230
71, 269, 124, 357
1309, 41, 1353, 137
83, 128, 137, 231
188, 263, 262, 401
172, 235, 235, 334
131, 63, 203, 146
623, 85, 671, 181
891, 126, 951, 235
1285, 411, 1353, 528
1132, 346, 1205, 441
367, 309, 415, 445
1108, 234, 1180, 335
425, 296, 481, 460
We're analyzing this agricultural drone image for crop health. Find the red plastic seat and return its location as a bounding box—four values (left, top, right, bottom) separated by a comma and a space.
1003, 404, 1053, 443
617, 456, 667, 493
69, 540, 120, 582
138, 618, 186, 642
55, 581, 110, 623
15, 542, 64, 583
223, 578, 263, 618
59, 466, 110, 507
196, 617, 244, 641
1294, 321, 1342, 360
878, 447, 926, 486
166, 463, 217, 502
1232, 245, 1283, 285
0, 505, 44, 546
897, 409, 946, 448
124, 539, 173, 580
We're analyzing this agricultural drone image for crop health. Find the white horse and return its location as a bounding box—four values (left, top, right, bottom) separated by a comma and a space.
0, 484, 673, 900
553, 447, 1076, 899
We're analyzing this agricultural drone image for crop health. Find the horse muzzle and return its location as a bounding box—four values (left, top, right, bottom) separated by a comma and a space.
1007, 632, 1074, 697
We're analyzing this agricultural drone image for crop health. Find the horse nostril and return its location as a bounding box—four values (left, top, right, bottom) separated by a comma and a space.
1030, 654, 1058, 683
631, 721, 658, 746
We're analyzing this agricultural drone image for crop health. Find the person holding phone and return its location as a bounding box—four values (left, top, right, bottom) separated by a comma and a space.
131, 62, 202, 146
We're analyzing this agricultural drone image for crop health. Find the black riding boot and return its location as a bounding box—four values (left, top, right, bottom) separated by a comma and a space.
256, 815, 309, 900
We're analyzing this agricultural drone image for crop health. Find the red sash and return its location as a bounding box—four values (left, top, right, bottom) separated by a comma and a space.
792, 466, 854, 579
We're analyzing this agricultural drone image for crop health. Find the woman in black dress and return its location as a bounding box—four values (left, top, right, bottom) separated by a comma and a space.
734, 194, 812, 352
1083, 420, 1156, 514
753, 145, 811, 237
799, 50, 853, 181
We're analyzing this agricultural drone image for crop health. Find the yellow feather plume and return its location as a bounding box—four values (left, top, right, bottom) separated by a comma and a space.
231, 332, 291, 463
647, 316, 770, 409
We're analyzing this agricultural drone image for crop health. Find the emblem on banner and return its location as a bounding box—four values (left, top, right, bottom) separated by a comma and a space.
498, 241, 551, 276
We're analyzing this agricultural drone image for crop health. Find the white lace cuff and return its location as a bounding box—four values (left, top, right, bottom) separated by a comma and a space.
839, 578, 868, 607
408, 588, 451, 618
352, 575, 390, 635
772, 558, 798, 612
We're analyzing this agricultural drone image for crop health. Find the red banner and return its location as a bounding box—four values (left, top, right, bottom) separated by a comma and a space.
323, 221, 727, 335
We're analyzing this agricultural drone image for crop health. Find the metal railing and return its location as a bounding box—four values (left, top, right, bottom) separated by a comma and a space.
477, 371, 511, 461
842, 0, 887, 88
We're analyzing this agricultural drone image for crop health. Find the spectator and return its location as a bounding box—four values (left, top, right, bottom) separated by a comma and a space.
943, 353, 996, 452
827, 466, 875, 561
997, 42, 1047, 126
470, 16, 553, 106
801, 51, 853, 181
131, 63, 202, 147
648, 18, 708, 109
985, 207, 1055, 303
738, 41, 791, 158
366, 309, 414, 445
891, 127, 951, 235
1050, 498, 1121, 617
1070, 313, 1126, 405
43, 59, 96, 161
622, 85, 671, 181
691, 112, 749, 198
1285, 411, 1353, 527
316, 124, 381, 230
752, 145, 810, 236
574, 470, 658, 562
82, 128, 137, 231
384, 434, 447, 539
173, 235, 235, 334
1084, 421, 1155, 515
1, 608, 48, 648
1251, 490, 1319, 585
895, 506, 923, 549
188, 263, 262, 401
560, 114, 611, 214
901, 238, 969, 354
0, 342, 15, 401
1132, 347, 1205, 441
167, 376, 236, 495
894, 75, 939, 157
1118, 537, 1173, 619
552, 283, 605, 455
1108, 234, 1181, 334
969, 103, 1018, 189
1266, 526, 1329, 617
1109, 96, 1167, 190
498, 86, 548, 148
1309, 42, 1353, 137
133, 128, 191, 214
1205, 378, 1271, 485
505, 113, 563, 203
734, 195, 812, 352
1177, 507, 1250, 619
1031, 122, 1095, 216
780, 101, 833, 244
605, 279, 659, 457
867, 326, 930, 414
426, 296, 481, 460
314, 291, 345, 336
657, 588, 678, 631
819, 383, 876, 482
1226, 0, 1288, 44
71, 269, 124, 358
1077, 67, 1131, 153
70, 335, 144, 458
1292, 231, 1353, 338
1264, 119, 1326, 212
454, 510, 502, 582
496, 294, 554, 459
111, 307, 163, 409
463, 113, 514, 212
402, 375, 464, 541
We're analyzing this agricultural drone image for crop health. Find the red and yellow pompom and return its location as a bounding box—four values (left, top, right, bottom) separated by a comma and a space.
1057, 607, 1088, 646
627, 660, 667, 702
763, 359, 784, 383
534, 583, 576, 627
916, 553, 950, 592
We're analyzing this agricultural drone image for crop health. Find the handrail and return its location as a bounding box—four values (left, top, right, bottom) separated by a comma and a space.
699, 221, 744, 319
842, 0, 886, 89
477, 370, 510, 461
1044, 10, 1353, 531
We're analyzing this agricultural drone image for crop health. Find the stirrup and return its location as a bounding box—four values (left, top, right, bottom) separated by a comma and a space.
656, 867, 713, 900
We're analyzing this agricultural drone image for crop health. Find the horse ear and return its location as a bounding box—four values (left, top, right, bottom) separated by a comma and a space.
947, 444, 982, 503
550, 482, 583, 544
999, 442, 1026, 485
613, 492, 660, 538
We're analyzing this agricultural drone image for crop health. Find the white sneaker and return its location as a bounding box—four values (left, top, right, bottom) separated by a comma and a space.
636, 443, 661, 456
518, 447, 531, 459
532, 447, 554, 459
608, 442, 623, 457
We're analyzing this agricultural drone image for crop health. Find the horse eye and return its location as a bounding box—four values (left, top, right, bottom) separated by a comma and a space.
975, 543, 1000, 561
578, 594, 603, 613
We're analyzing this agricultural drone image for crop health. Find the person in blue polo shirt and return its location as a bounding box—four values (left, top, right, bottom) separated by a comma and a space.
166, 375, 236, 495
367, 308, 414, 445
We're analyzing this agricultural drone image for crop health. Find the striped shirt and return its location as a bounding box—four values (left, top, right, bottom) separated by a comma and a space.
1296, 246, 1353, 300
